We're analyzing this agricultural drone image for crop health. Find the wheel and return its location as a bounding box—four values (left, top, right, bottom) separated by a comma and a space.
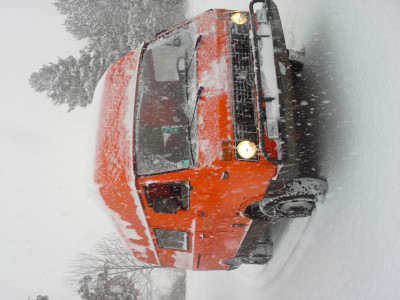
287, 177, 328, 201
288, 48, 305, 75
260, 195, 316, 218
260, 177, 327, 218
274, 196, 316, 218
241, 256, 271, 265
241, 242, 273, 265
224, 257, 242, 270
244, 203, 270, 221
276, 198, 314, 215
289, 60, 304, 74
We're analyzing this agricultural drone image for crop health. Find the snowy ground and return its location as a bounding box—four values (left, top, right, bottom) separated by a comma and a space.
0, 1, 114, 299
186, 0, 400, 299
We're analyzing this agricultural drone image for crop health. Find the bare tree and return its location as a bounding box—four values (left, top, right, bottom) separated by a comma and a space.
69, 234, 161, 300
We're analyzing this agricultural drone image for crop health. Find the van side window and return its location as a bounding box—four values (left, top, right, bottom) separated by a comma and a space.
144, 182, 190, 214
155, 229, 189, 251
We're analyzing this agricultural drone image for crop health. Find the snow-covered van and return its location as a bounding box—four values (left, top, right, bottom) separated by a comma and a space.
95, 0, 327, 270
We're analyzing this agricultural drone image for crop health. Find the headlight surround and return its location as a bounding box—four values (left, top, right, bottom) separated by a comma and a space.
236, 140, 257, 159
230, 12, 248, 25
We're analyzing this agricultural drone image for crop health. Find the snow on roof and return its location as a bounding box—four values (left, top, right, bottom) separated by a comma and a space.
94, 46, 159, 265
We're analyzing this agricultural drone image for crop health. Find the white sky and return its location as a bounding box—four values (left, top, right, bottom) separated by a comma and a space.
0, 1, 114, 299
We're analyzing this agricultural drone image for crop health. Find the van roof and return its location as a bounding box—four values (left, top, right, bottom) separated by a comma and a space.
95, 46, 160, 265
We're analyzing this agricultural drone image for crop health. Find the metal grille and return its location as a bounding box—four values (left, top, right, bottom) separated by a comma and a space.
235, 123, 258, 143
229, 15, 259, 161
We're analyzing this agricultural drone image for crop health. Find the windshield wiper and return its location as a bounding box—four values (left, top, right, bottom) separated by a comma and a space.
187, 86, 204, 164
186, 35, 203, 103
190, 86, 203, 127
184, 36, 203, 165
187, 35, 203, 73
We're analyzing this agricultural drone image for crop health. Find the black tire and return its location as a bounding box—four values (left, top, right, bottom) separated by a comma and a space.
260, 177, 327, 218
288, 49, 305, 75
244, 203, 270, 221
224, 258, 242, 271
289, 59, 304, 74
260, 195, 316, 218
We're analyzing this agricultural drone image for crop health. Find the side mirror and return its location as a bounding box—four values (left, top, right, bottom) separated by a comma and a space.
173, 37, 182, 47
176, 57, 186, 76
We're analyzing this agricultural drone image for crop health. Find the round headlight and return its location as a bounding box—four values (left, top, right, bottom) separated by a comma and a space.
230, 12, 248, 25
237, 140, 257, 159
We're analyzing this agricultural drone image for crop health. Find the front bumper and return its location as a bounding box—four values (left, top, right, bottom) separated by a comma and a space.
227, 1, 302, 268
228, 0, 301, 188
250, 0, 301, 194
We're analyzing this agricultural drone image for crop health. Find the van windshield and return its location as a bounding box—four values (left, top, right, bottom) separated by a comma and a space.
135, 23, 199, 176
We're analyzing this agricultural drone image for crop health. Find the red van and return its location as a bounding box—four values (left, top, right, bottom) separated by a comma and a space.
95, 0, 328, 270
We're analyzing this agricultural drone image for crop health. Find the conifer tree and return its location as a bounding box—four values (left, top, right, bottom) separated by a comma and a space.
30, 0, 186, 110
